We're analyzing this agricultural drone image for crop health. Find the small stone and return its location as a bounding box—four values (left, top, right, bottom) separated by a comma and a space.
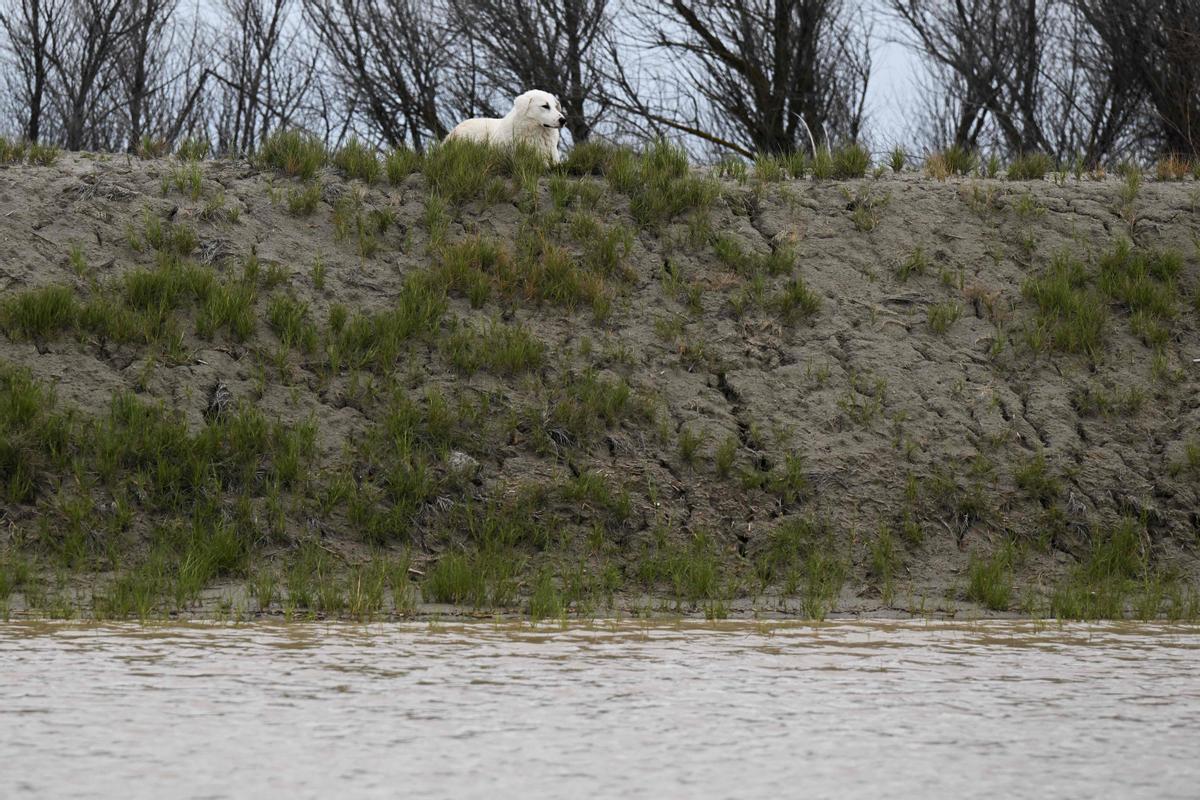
447, 450, 479, 475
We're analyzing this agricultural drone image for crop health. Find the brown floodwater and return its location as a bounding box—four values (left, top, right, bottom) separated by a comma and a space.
2, 620, 1198, 798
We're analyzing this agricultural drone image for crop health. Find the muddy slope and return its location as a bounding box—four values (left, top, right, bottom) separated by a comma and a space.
1, 151, 1198, 617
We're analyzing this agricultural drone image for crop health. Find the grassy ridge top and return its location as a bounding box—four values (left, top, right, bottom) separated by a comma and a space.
1, 137, 1198, 622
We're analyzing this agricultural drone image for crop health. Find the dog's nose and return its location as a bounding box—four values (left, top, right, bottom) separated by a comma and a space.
558, 115, 566, 125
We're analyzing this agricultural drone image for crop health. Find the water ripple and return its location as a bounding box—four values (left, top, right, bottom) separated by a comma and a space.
1, 620, 1198, 799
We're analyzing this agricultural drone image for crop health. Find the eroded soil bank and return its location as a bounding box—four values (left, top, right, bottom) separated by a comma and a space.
1, 146, 1198, 620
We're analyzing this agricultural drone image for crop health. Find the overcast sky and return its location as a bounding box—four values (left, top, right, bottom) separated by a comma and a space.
862, 4, 924, 151
182, 0, 927, 151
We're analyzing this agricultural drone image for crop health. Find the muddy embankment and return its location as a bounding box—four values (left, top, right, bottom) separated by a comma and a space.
0, 144, 1198, 620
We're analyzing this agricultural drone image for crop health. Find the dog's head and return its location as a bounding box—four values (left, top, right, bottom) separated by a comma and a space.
513, 90, 566, 130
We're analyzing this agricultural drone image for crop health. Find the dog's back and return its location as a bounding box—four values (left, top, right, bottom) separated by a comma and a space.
447, 116, 503, 144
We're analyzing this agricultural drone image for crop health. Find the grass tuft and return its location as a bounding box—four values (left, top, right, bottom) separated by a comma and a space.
257, 129, 327, 180
967, 543, 1013, 610
1008, 152, 1055, 181
333, 138, 382, 183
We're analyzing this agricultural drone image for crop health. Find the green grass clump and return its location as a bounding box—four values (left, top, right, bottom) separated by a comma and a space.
176, 137, 209, 161
142, 214, 198, 257
1022, 252, 1107, 357
1, 285, 77, 340
0, 363, 70, 504
27, 142, 59, 166
540, 368, 648, 446
868, 524, 899, 604
424, 549, 521, 608
636, 530, 726, 603
123, 257, 212, 312
0, 137, 28, 164
385, 146, 423, 184
889, 146, 906, 173
712, 235, 795, 278
528, 570, 565, 620
197, 279, 255, 341
714, 436, 737, 477
677, 426, 704, 466
330, 276, 446, 372
1050, 518, 1147, 619
770, 277, 821, 323
926, 145, 976, 179
257, 129, 327, 180
967, 543, 1013, 610
423, 551, 485, 605
560, 139, 625, 176
1014, 453, 1061, 503
422, 138, 541, 207
333, 138, 381, 183
442, 321, 545, 376
331, 190, 393, 259
1007, 152, 1055, 180
267, 295, 318, 353
435, 237, 511, 307
1096, 240, 1180, 328
1168, 440, 1200, 478
577, 139, 718, 226
1070, 384, 1144, 418
895, 247, 929, 282
436, 233, 611, 316
927, 302, 961, 334
1024, 241, 1183, 356
752, 153, 786, 182
0, 138, 57, 166
163, 164, 203, 199
832, 143, 871, 179
286, 182, 321, 216
568, 214, 634, 278
754, 516, 845, 618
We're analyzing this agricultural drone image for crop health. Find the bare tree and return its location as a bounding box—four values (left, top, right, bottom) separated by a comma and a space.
449, 0, 614, 143
44, 0, 136, 149
625, 0, 872, 156
888, 0, 1148, 162
213, 0, 319, 154
0, 0, 62, 142
302, 0, 454, 150
1043, 3, 1143, 162
889, 0, 1049, 154
1075, 0, 1200, 156
119, 0, 176, 151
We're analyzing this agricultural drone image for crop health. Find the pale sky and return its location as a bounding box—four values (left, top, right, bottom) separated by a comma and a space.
862, 4, 925, 152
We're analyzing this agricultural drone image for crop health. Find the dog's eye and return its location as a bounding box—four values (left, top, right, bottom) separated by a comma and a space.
542, 103, 550, 109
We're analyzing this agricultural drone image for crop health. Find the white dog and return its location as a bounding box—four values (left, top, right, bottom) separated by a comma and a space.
445, 90, 567, 162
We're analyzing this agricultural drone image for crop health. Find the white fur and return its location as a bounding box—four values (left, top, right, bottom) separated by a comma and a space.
445, 90, 566, 163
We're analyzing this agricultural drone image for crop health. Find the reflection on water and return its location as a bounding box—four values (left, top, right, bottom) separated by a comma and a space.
2, 621, 1198, 799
